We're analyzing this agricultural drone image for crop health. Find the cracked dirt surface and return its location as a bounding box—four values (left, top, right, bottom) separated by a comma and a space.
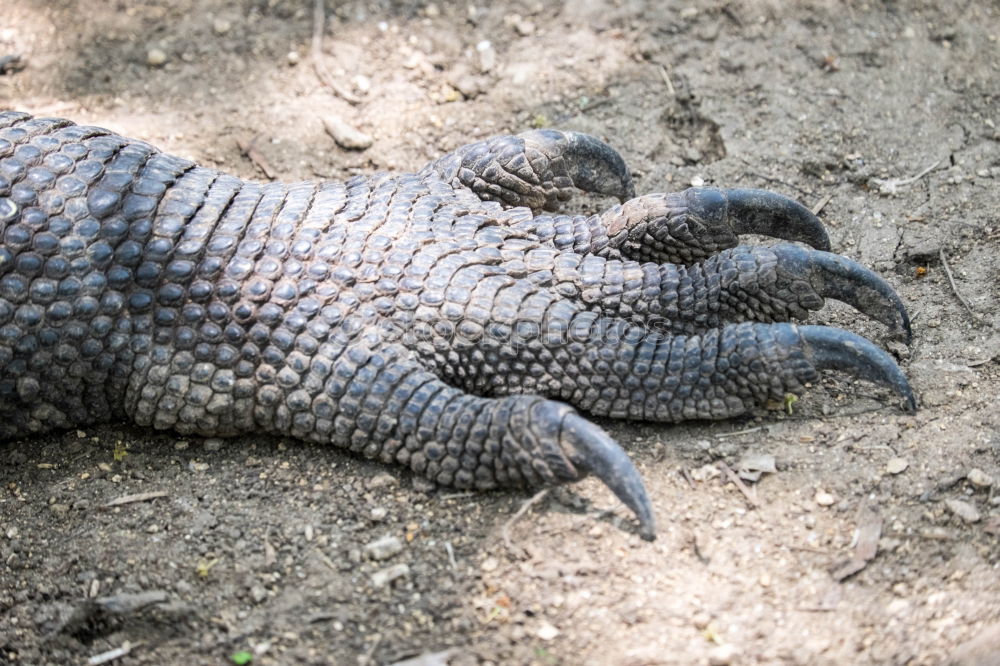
1, 1, 999, 664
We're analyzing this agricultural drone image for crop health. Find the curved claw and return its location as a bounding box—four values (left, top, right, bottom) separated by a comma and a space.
773, 244, 913, 343
523, 130, 636, 202
801, 325, 916, 412
561, 413, 656, 540
689, 188, 831, 252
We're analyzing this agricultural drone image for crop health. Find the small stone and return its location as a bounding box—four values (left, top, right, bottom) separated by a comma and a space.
371, 563, 409, 588
287, 51, 300, 66
212, 18, 231, 35
536, 622, 559, 641
452, 75, 482, 99
174, 440, 189, 450
886, 458, 908, 475
690, 175, 705, 187
365, 535, 404, 561
323, 116, 373, 151
480, 556, 499, 572
250, 584, 267, 603
352, 74, 371, 94
708, 644, 739, 666
370, 507, 388, 521
476, 40, 495, 73
203, 438, 223, 451
967, 468, 993, 488
423, 3, 440, 18
49, 504, 70, 514
945, 498, 981, 523
814, 491, 836, 507
367, 473, 398, 490
146, 47, 167, 67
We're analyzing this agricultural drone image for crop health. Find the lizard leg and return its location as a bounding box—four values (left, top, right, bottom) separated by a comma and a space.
126, 335, 655, 539
526, 243, 910, 340
420, 130, 635, 211
512, 188, 830, 263
476, 311, 915, 422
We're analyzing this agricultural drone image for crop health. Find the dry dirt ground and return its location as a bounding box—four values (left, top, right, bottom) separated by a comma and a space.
2, 1, 999, 664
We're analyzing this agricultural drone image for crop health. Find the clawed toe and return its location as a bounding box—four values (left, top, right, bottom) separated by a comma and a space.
800, 325, 916, 411
771, 243, 912, 342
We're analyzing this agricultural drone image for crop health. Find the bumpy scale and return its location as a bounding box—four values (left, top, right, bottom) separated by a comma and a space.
0, 112, 915, 538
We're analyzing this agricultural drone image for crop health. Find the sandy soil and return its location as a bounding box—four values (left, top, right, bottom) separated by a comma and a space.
1, 1, 999, 664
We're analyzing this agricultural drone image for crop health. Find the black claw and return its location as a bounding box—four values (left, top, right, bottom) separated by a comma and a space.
801, 325, 916, 412
525, 130, 636, 202
561, 413, 656, 540
774, 244, 913, 343
719, 188, 832, 252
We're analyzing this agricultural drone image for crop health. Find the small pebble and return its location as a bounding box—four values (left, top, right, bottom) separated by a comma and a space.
691, 612, 712, 630
967, 468, 993, 488
250, 585, 267, 603
476, 40, 495, 73
708, 644, 739, 666
174, 440, 189, 451
371, 563, 409, 588
690, 175, 705, 187
323, 116, 373, 151
886, 458, 908, 475
480, 557, 499, 572
536, 622, 559, 641
367, 472, 398, 490
365, 535, 404, 561
945, 498, 981, 523
146, 47, 167, 67
814, 490, 836, 507
203, 438, 223, 451
212, 18, 231, 35
353, 74, 371, 94
370, 507, 388, 521
287, 51, 300, 66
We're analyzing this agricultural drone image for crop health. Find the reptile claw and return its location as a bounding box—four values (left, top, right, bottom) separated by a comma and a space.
774, 244, 913, 342
523, 130, 636, 203
693, 188, 832, 252
801, 325, 916, 412
561, 413, 656, 540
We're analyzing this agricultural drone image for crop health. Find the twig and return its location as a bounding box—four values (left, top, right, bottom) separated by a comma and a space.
811, 192, 834, 216
714, 425, 763, 439
444, 541, 458, 571
870, 158, 942, 195
88, 641, 142, 665
716, 461, 759, 508
939, 249, 979, 321
501, 489, 549, 552
104, 491, 168, 508
658, 65, 676, 96
679, 467, 696, 490
236, 137, 276, 179
312, 0, 361, 104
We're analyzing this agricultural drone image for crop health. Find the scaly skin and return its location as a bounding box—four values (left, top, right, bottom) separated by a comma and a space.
0, 112, 915, 538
